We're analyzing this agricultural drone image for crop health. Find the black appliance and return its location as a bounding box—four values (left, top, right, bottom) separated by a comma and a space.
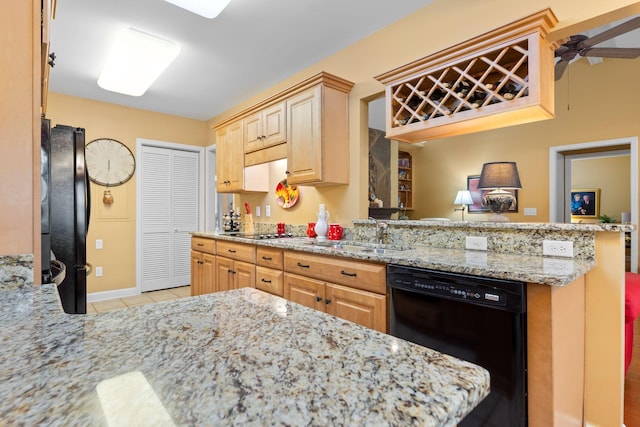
41, 120, 91, 314
388, 265, 527, 426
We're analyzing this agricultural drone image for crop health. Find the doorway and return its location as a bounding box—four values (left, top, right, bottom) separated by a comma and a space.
136, 139, 205, 292
549, 137, 638, 273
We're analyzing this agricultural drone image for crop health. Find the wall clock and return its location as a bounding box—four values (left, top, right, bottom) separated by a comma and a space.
85, 138, 136, 205
85, 138, 136, 186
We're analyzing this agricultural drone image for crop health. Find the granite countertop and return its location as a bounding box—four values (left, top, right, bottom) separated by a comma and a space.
194, 232, 594, 287
0, 283, 489, 426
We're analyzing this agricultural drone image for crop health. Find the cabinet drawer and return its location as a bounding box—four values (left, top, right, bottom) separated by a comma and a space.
191, 237, 215, 254
256, 246, 283, 269
255, 266, 283, 297
216, 241, 255, 263
284, 251, 386, 294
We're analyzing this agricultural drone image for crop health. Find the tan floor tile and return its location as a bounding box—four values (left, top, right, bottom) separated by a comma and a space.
170, 286, 191, 297
146, 290, 180, 302
92, 299, 128, 312
121, 294, 155, 307
86, 303, 97, 314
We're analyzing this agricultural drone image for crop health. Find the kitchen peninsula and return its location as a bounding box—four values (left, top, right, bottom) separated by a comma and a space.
0, 278, 488, 425
193, 220, 633, 427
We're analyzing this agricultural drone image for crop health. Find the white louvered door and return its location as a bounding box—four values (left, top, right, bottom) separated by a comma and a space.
140, 146, 199, 292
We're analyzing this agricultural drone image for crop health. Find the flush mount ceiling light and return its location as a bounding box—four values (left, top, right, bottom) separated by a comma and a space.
164, 0, 232, 19
97, 28, 180, 97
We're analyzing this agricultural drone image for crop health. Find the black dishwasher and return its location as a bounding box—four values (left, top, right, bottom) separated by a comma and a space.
388, 264, 527, 427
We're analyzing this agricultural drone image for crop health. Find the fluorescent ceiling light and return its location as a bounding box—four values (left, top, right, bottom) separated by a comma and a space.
97, 28, 180, 97
165, 0, 232, 19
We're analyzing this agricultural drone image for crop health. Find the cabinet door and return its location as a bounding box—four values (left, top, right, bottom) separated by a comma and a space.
215, 256, 234, 292
243, 111, 262, 153
202, 253, 216, 294
284, 273, 325, 311
216, 121, 244, 192
191, 250, 203, 296
262, 102, 286, 147
286, 85, 322, 184
234, 261, 255, 290
326, 283, 387, 333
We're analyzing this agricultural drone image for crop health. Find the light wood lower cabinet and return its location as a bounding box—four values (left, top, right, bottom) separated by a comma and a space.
284, 272, 386, 333
191, 237, 216, 296
283, 251, 387, 333
256, 266, 284, 297
191, 251, 215, 296
216, 256, 255, 291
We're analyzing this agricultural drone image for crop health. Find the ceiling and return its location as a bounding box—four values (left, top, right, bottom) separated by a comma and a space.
49, 0, 433, 121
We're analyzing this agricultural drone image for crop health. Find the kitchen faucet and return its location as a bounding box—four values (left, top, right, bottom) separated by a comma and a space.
368, 217, 388, 245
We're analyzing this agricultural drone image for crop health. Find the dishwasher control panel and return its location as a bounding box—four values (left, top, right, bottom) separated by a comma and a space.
387, 264, 526, 312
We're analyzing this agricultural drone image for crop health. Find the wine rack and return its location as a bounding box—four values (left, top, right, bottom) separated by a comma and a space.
375, 9, 558, 143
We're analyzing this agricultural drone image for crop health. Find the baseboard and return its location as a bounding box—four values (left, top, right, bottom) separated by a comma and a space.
88, 287, 139, 303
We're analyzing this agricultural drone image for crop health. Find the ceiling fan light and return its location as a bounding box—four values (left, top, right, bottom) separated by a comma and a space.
164, 0, 232, 19
97, 28, 180, 97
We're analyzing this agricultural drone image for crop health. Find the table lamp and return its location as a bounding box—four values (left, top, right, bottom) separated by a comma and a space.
453, 190, 473, 221
477, 162, 522, 222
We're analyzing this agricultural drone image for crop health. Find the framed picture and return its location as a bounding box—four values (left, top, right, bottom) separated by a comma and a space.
467, 175, 518, 213
570, 188, 600, 219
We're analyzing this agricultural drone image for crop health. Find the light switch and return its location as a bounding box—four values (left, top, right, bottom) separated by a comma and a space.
255, 206, 261, 217
265, 205, 271, 217
96, 239, 103, 249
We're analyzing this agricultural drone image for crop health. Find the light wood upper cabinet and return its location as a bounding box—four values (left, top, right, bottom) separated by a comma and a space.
286, 77, 352, 185
212, 72, 353, 186
374, 9, 558, 143
215, 121, 244, 192
244, 102, 286, 153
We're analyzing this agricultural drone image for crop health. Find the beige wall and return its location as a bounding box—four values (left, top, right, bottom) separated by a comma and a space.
46, 93, 209, 292
409, 57, 639, 222
572, 155, 631, 223
211, 0, 640, 228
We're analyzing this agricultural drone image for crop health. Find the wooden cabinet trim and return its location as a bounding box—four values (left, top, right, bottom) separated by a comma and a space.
256, 246, 284, 269
216, 240, 256, 264
256, 265, 284, 296
191, 237, 215, 254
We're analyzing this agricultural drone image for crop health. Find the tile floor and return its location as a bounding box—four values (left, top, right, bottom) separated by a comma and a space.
87, 285, 191, 314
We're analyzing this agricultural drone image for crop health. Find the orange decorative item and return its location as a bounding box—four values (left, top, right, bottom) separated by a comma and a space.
103, 189, 114, 205
275, 179, 299, 208
327, 223, 343, 240
306, 222, 316, 238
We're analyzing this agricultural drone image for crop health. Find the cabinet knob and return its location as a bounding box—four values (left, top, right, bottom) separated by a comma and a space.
285, 170, 290, 175
324, 298, 331, 305
315, 296, 322, 302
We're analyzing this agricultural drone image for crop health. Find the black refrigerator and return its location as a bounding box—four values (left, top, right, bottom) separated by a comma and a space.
41, 119, 91, 314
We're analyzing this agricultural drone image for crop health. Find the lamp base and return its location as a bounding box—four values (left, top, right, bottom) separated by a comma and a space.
482, 189, 516, 222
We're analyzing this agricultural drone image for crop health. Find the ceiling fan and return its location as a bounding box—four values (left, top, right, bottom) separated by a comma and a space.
554, 16, 640, 80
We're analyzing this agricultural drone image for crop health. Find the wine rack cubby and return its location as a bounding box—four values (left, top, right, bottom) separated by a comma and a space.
375, 9, 558, 143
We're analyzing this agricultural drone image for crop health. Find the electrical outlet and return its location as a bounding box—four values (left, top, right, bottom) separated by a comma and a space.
465, 236, 487, 251
542, 240, 574, 257
255, 206, 260, 217
523, 207, 537, 216
265, 205, 271, 217
95, 267, 103, 277
96, 239, 103, 249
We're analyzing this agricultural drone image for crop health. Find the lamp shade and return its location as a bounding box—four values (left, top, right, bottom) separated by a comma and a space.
477, 162, 522, 189
454, 190, 473, 205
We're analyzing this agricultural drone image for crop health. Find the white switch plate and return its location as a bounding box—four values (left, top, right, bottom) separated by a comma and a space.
523, 207, 537, 216
542, 240, 574, 257
95, 266, 103, 277
96, 239, 103, 249
466, 236, 487, 251
265, 205, 271, 217
255, 206, 260, 217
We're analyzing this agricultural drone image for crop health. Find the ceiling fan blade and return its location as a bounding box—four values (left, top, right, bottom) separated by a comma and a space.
581, 47, 640, 59
578, 16, 640, 48
555, 60, 569, 81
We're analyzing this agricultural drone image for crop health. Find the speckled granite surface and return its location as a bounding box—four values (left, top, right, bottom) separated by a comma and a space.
195, 230, 595, 287
0, 284, 489, 426
0, 254, 33, 287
